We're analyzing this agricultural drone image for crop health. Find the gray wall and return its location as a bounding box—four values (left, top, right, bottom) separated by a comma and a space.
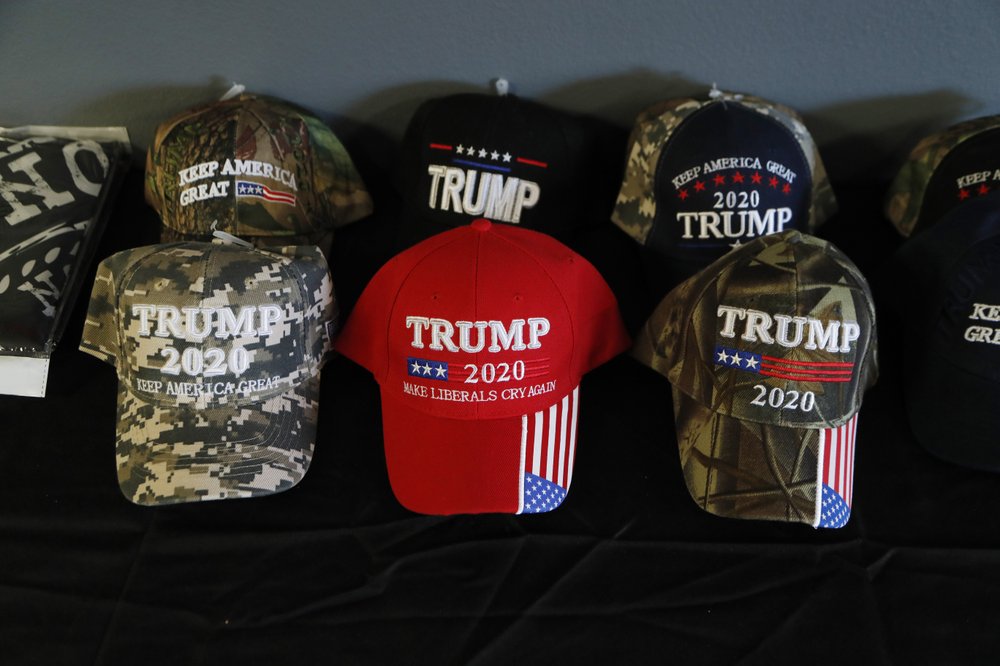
3, 1, 999, 180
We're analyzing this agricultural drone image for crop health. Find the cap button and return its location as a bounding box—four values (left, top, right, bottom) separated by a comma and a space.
471, 218, 492, 232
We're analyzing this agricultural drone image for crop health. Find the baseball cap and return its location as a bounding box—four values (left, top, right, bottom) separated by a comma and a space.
145, 93, 373, 256
893, 192, 1000, 470
885, 114, 1000, 237
612, 89, 836, 273
395, 92, 616, 248
633, 231, 877, 527
79, 239, 336, 505
336, 218, 630, 515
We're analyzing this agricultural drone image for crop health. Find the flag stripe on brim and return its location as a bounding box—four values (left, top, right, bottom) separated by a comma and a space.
518, 387, 579, 513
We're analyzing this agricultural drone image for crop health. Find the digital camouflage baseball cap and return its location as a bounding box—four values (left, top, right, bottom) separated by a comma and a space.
633, 231, 877, 527
612, 89, 836, 272
79, 239, 336, 505
885, 114, 1000, 237
145, 93, 373, 255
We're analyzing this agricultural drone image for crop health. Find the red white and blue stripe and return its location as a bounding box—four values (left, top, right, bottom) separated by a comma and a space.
815, 414, 858, 528
236, 180, 296, 206
714, 345, 854, 383
517, 386, 579, 514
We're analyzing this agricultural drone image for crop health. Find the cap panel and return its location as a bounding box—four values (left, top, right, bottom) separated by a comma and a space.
493, 224, 631, 376
674, 390, 821, 524
672, 233, 874, 429
383, 226, 577, 420
80, 245, 162, 367
612, 98, 701, 245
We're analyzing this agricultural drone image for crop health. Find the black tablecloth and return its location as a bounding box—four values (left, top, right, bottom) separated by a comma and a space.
2, 167, 997, 666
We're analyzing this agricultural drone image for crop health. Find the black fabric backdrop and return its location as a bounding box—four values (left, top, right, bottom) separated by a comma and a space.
2, 138, 999, 665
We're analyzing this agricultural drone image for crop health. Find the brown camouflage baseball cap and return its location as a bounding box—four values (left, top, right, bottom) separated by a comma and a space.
885, 115, 1000, 237
145, 93, 373, 256
612, 89, 836, 271
79, 239, 336, 505
633, 231, 877, 527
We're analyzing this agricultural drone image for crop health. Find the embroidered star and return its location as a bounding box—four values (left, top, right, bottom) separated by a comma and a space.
731, 171, 745, 184
745, 355, 759, 369
693, 180, 706, 192
769, 176, 779, 188
751, 171, 763, 184
729, 239, 743, 249
980, 184, 991, 196
478, 148, 487, 158
410, 360, 422, 373
502, 152, 512, 162
467, 146, 476, 156
959, 188, 971, 200
713, 174, 726, 186
783, 183, 791, 194
434, 365, 447, 378
490, 150, 499, 160
421, 363, 432, 376
716, 349, 730, 364
731, 353, 743, 367
456, 144, 465, 154
678, 189, 689, 201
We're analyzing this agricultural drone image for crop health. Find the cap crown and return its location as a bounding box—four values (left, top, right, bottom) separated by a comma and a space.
397, 93, 609, 243
636, 231, 877, 428
338, 220, 629, 419
81, 242, 334, 409
145, 94, 372, 240
886, 115, 1000, 237
898, 195, 1000, 380
613, 92, 835, 264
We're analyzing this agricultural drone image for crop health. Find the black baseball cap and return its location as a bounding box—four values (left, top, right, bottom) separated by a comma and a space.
895, 191, 1000, 470
394, 92, 616, 248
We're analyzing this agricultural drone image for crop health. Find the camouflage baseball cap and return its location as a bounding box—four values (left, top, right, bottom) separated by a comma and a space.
885, 115, 1000, 237
612, 89, 836, 271
633, 231, 877, 528
145, 93, 373, 256
79, 239, 336, 505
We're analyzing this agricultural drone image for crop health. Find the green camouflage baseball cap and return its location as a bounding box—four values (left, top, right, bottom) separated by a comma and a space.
612, 89, 836, 271
633, 231, 877, 527
145, 93, 373, 256
79, 239, 336, 505
885, 114, 1000, 237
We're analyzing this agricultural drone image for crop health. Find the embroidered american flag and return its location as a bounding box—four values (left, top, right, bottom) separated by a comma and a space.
815, 413, 858, 528
235, 180, 296, 206
517, 386, 579, 514
714, 345, 854, 383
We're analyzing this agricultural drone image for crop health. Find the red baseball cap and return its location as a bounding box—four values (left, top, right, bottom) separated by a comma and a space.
336, 219, 630, 514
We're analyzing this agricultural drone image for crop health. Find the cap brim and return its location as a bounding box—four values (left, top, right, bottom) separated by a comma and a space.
114, 374, 321, 505
672, 389, 857, 528
904, 350, 1000, 471
378, 384, 581, 515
